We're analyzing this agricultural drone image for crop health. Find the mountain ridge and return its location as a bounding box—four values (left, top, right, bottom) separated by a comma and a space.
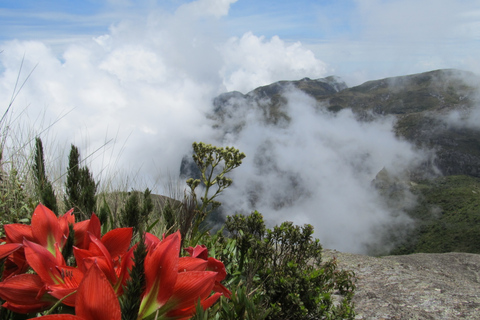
203, 68, 480, 255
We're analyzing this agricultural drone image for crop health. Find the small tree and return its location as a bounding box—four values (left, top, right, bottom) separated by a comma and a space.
32, 137, 58, 214
79, 166, 96, 217
64, 144, 97, 220
185, 142, 245, 241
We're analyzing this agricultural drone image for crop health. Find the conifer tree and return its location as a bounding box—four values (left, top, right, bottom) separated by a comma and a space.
141, 188, 153, 221
64, 144, 97, 220
79, 166, 97, 217
32, 137, 58, 214
120, 191, 141, 233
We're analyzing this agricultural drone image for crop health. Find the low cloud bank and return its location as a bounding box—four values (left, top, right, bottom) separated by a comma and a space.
213, 87, 427, 253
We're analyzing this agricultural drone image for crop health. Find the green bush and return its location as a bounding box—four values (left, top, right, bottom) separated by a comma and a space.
210, 211, 356, 320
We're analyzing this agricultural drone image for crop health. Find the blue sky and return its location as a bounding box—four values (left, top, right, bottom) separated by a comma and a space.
0, 0, 350, 43
2, 0, 479, 84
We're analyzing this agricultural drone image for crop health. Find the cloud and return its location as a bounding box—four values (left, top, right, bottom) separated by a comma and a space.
215, 87, 426, 253
220, 32, 329, 93
0, 0, 330, 191
303, 0, 480, 86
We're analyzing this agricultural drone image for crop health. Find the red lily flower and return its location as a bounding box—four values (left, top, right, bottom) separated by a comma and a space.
183, 245, 231, 298
32, 264, 121, 320
1, 204, 74, 278
159, 271, 220, 319
138, 232, 180, 319
73, 227, 133, 293
0, 273, 53, 313
23, 239, 83, 306
138, 232, 226, 319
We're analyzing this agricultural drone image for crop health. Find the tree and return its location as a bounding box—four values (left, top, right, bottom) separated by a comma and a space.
64, 144, 97, 220
186, 142, 245, 241
32, 137, 58, 214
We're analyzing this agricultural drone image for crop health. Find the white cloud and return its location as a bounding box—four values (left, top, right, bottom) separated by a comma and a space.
220, 32, 330, 93
0, 0, 331, 192
217, 87, 426, 253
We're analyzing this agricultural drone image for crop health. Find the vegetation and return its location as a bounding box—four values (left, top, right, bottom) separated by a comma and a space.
214, 212, 356, 319
0, 135, 356, 319
64, 144, 97, 221
32, 137, 58, 215
391, 175, 480, 255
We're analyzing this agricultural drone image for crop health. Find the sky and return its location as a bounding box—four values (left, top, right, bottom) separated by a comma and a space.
1, 0, 480, 252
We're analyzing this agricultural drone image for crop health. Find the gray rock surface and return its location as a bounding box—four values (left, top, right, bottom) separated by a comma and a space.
323, 250, 480, 319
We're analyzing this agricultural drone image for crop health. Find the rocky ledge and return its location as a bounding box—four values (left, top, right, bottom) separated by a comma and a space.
323, 250, 480, 319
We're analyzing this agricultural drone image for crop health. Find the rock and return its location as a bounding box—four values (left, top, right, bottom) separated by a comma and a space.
323, 249, 480, 319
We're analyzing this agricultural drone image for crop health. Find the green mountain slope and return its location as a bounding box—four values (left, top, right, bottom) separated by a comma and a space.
210, 69, 480, 255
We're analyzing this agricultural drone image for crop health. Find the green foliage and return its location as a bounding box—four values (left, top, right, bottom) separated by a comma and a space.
64, 144, 97, 220
32, 137, 58, 214
120, 232, 147, 320
119, 191, 142, 234
216, 285, 271, 320
186, 142, 245, 242
0, 165, 34, 236
216, 211, 356, 320
64, 145, 81, 213
118, 189, 156, 235
142, 188, 153, 221
162, 201, 176, 234
97, 196, 111, 232
391, 175, 480, 254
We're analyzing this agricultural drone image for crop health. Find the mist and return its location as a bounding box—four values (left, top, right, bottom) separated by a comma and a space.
211, 86, 426, 253
0, 0, 328, 190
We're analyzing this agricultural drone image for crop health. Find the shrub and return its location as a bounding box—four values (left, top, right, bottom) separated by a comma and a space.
32, 137, 58, 214
64, 144, 97, 220
216, 211, 356, 320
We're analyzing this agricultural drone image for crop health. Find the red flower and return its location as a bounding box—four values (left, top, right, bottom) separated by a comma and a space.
23, 239, 82, 306
1, 204, 74, 278
0, 273, 53, 313
0, 204, 229, 319
73, 228, 133, 294
137, 232, 226, 319
32, 264, 121, 320
183, 245, 231, 298
0, 243, 22, 260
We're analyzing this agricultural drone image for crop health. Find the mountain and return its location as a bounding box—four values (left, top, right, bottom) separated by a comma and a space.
214, 69, 480, 178
199, 69, 480, 255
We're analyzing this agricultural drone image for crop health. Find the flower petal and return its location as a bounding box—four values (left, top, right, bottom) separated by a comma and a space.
184, 245, 208, 260
164, 271, 217, 311
206, 257, 227, 282
4, 301, 53, 314
139, 232, 180, 319
178, 257, 208, 273
75, 264, 121, 320
31, 315, 82, 320
0, 243, 22, 260
31, 204, 62, 254
23, 239, 63, 285
73, 214, 101, 249
101, 227, 132, 261
4, 223, 33, 243
0, 273, 46, 304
